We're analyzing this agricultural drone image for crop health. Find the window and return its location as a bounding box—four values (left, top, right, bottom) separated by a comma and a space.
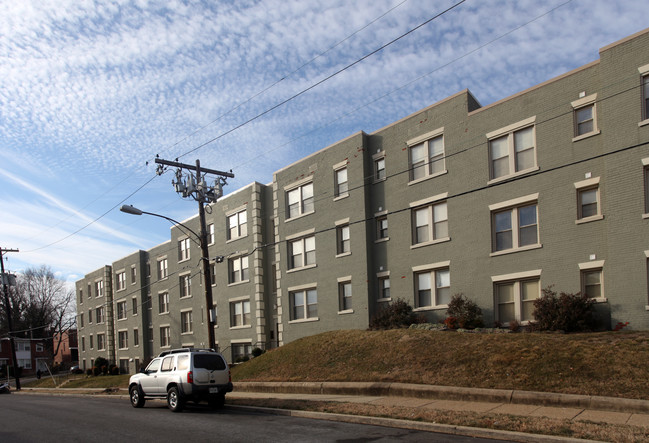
228, 256, 249, 284
227, 210, 247, 240
116, 301, 127, 320
119, 359, 129, 374
643, 74, 649, 121
378, 275, 390, 301
159, 292, 169, 314
645, 165, 649, 214
95, 280, 104, 297
339, 281, 352, 312
181, 310, 193, 334
409, 134, 444, 181
488, 118, 536, 181
571, 94, 599, 140
179, 274, 192, 298
288, 235, 316, 270
87, 284, 91, 299
376, 215, 388, 240
132, 297, 138, 316
575, 177, 602, 223
88, 309, 92, 324
230, 300, 250, 327
579, 262, 604, 299
116, 271, 126, 291
210, 262, 216, 286
160, 326, 170, 347
97, 333, 105, 351
118, 331, 128, 349
89, 335, 94, 349
415, 267, 450, 308
157, 258, 168, 280
286, 182, 314, 219
36, 343, 43, 352
79, 313, 84, 328
81, 337, 85, 352
178, 238, 190, 261
133, 328, 139, 347
95, 307, 105, 324
336, 225, 350, 255
131, 266, 137, 284
412, 201, 448, 245
232, 343, 252, 362
334, 166, 348, 197
208, 223, 215, 244
290, 288, 318, 321
79, 289, 83, 305
374, 156, 386, 181
494, 277, 539, 324
490, 195, 539, 253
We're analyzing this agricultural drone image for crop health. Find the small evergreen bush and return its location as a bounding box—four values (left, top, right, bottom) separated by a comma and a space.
532, 286, 596, 332
445, 294, 484, 329
251, 347, 264, 358
368, 298, 424, 330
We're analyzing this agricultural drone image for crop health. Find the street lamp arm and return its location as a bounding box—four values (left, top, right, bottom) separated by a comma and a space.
120, 205, 202, 244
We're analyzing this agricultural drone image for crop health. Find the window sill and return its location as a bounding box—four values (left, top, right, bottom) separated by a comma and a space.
226, 235, 249, 244
227, 280, 250, 288
181, 332, 193, 336
178, 258, 190, 264
488, 166, 539, 186
117, 318, 127, 322
289, 317, 319, 324
572, 130, 600, 142
375, 237, 389, 244
408, 170, 448, 186
335, 252, 352, 258
575, 214, 604, 225
377, 297, 392, 303
287, 264, 317, 274
158, 312, 169, 316
639, 119, 649, 127
285, 210, 315, 223
411, 237, 451, 249
592, 297, 608, 304
229, 325, 252, 330
414, 305, 448, 312
642, 213, 649, 220
337, 309, 354, 315
490, 243, 542, 257
179, 295, 193, 300
333, 193, 349, 202
372, 177, 387, 184
118, 348, 128, 351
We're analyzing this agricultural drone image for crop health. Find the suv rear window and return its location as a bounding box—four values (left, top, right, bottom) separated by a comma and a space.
194, 354, 226, 371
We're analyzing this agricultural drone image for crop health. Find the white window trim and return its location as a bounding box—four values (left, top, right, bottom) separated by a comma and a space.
285, 228, 315, 241
178, 272, 192, 299
410, 193, 450, 248
491, 269, 542, 282
285, 179, 315, 222
407, 127, 447, 185
180, 309, 193, 335
287, 285, 319, 323
225, 206, 248, 242
639, 64, 649, 127
116, 300, 128, 321
227, 253, 250, 287
578, 261, 606, 302
373, 151, 387, 184
375, 211, 389, 243
487, 116, 538, 184
409, 192, 448, 209
412, 262, 451, 311
377, 271, 391, 302
333, 160, 350, 201
489, 194, 541, 256
337, 277, 353, 314
115, 269, 126, 292
574, 177, 603, 224
571, 94, 600, 141
117, 329, 128, 350
287, 234, 316, 272
492, 272, 542, 325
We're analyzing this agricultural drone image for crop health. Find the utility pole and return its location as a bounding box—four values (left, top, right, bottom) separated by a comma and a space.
1, 247, 20, 390
154, 158, 234, 351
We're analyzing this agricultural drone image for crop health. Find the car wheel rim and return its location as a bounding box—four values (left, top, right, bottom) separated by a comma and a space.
169, 392, 177, 408
131, 390, 138, 404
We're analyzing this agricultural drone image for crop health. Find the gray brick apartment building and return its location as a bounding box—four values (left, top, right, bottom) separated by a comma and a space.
76, 28, 649, 369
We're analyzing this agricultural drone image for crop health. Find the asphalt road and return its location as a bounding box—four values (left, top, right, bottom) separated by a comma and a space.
0, 394, 515, 442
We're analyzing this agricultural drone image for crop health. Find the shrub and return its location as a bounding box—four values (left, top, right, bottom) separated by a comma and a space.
92, 366, 101, 376
251, 347, 264, 358
109, 364, 119, 375
532, 286, 596, 332
443, 316, 458, 329
368, 298, 424, 330
445, 294, 484, 329
86, 368, 92, 376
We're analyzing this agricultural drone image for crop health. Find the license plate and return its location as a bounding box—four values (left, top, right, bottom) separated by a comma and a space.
209, 387, 219, 394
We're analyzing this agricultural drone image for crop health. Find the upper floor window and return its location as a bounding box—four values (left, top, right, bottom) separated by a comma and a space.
79, 313, 84, 328
157, 258, 168, 280
571, 94, 599, 140
178, 238, 190, 262
160, 326, 171, 347
118, 331, 128, 350
132, 297, 138, 316
87, 284, 91, 299
78, 289, 83, 305
374, 155, 386, 181
158, 292, 169, 314
490, 194, 539, 254
286, 182, 314, 219
228, 255, 249, 284
179, 274, 191, 298
414, 265, 450, 308
208, 223, 215, 244
411, 198, 448, 247
376, 215, 388, 241
227, 210, 247, 240
410, 135, 444, 182
97, 333, 105, 351
574, 177, 602, 223
493, 272, 540, 325
334, 166, 348, 198
377, 274, 390, 301
116, 301, 127, 320
116, 271, 126, 291
230, 300, 250, 327
130, 266, 137, 284
95, 280, 104, 297
95, 306, 105, 324
643, 74, 649, 121
487, 117, 536, 181
644, 161, 649, 216
336, 224, 350, 256
288, 235, 316, 270
181, 310, 193, 334
290, 288, 317, 321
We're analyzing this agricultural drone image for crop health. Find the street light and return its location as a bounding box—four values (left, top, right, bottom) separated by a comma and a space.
120, 204, 217, 350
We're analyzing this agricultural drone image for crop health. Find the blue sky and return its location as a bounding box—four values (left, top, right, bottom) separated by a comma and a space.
0, 0, 646, 284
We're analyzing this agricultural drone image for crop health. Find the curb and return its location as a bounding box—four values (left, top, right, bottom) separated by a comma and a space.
234, 381, 649, 414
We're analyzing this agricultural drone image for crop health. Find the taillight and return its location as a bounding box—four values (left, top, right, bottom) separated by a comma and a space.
187, 371, 193, 384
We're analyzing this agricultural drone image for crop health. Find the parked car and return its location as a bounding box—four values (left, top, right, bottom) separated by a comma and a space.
128, 348, 233, 412
69, 365, 83, 374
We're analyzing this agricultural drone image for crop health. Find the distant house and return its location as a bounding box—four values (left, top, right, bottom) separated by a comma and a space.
53, 329, 78, 369
0, 337, 49, 376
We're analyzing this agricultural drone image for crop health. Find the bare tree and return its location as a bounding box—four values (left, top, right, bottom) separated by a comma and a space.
0, 266, 75, 362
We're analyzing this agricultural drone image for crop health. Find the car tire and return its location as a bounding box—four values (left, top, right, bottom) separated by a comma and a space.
167, 386, 184, 412
129, 385, 145, 408
208, 394, 225, 409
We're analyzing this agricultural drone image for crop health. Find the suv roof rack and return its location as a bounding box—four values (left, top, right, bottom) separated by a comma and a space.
158, 348, 216, 357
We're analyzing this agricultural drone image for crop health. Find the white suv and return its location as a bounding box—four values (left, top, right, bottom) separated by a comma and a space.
128, 348, 233, 412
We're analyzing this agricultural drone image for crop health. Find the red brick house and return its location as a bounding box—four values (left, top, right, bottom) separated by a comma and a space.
0, 337, 49, 376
